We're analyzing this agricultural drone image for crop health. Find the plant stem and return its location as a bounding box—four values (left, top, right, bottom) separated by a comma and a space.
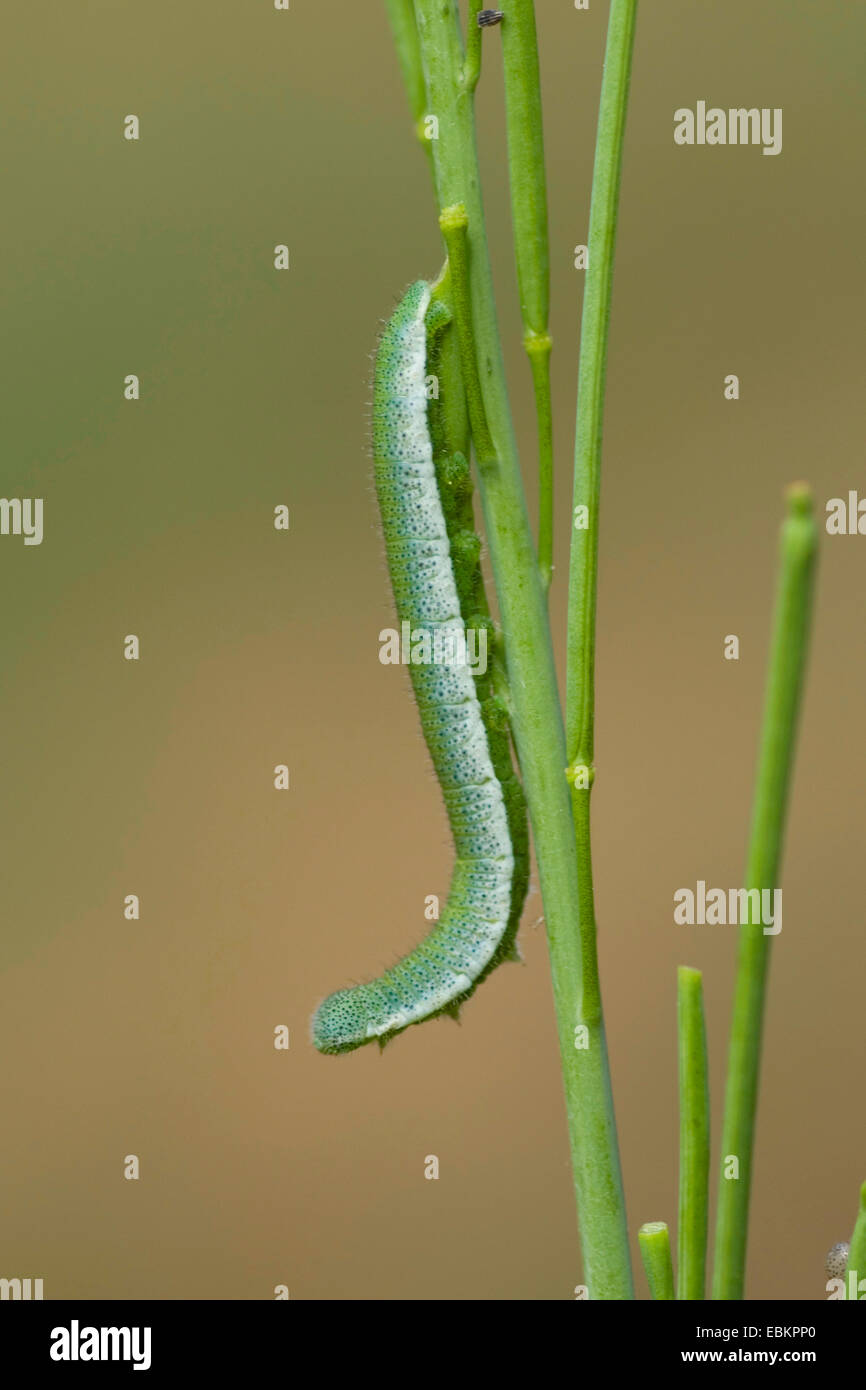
438, 206, 496, 463
566, 0, 637, 770
461, 7, 483, 93
564, 0, 636, 1038
639, 1222, 675, 1300
846, 1182, 866, 1294
561, 0, 638, 1292
528, 343, 554, 593
413, 0, 632, 1298
384, 0, 436, 179
677, 966, 709, 1300
498, 0, 554, 593
712, 485, 818, 1300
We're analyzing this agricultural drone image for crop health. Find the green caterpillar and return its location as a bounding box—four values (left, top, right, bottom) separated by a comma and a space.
312, 277, 528, 1054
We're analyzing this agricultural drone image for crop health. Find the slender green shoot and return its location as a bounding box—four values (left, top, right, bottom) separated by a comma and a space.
677, 966, 710, 1300
555, 0, 638, 1284
566, 0, 637, 771
528, 338, 554, 595
712, 485, 818, 1300
846, 1182, 866, 1297
384, 0, 435, 178
639, 1222, 675, 1301
438, 206, 497, 464
413, 0, 632, 1297
564, 0, 637, 1016
461, 6, 484, 93
498, 1, 554, 593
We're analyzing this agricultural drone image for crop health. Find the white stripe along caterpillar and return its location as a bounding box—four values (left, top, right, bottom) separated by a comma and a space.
312, 277, 528, 1054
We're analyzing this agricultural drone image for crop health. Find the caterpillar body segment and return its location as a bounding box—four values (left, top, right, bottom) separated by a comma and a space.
312, 280, 528, 1055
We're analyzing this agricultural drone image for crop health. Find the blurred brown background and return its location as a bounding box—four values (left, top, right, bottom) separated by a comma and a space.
1, 0, 863, 1300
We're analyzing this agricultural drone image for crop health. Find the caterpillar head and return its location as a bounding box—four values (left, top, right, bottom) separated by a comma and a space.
825, 1242, 850, 1279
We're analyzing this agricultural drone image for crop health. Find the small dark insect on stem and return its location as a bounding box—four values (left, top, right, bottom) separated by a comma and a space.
477, 10, 504, 27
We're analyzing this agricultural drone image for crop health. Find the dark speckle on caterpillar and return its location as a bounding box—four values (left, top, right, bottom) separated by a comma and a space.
312, 280, 528, 1055
825, 1242, 849, 1279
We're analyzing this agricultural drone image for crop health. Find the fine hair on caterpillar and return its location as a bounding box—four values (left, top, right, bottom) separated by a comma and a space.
312, 277, 528, 1054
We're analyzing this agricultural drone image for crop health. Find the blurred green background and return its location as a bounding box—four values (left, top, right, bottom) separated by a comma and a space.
1, 0, 863, 1299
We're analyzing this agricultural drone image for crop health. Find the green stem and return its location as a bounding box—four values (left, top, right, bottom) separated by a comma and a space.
413, 0, 632, 1298
427, 262, 470, 460
498, 0, 554, 593
383, 0, 436, 177
639, 1222, 675, 1300
712, 485, 818, 1300
563, 0, 636, 1119
461, 7, 483, 92
528, 342, 554, 593
566, 0, 637, 769
846, 1182, 866, 1296
427, 264, 510, 707
557, 0, 638, 1295
677, 966, 709, 1300
438, 207, 496, 463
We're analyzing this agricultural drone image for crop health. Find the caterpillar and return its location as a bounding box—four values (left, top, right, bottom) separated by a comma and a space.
825, 1242, 849, 1279
312, 277, 529, 1054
